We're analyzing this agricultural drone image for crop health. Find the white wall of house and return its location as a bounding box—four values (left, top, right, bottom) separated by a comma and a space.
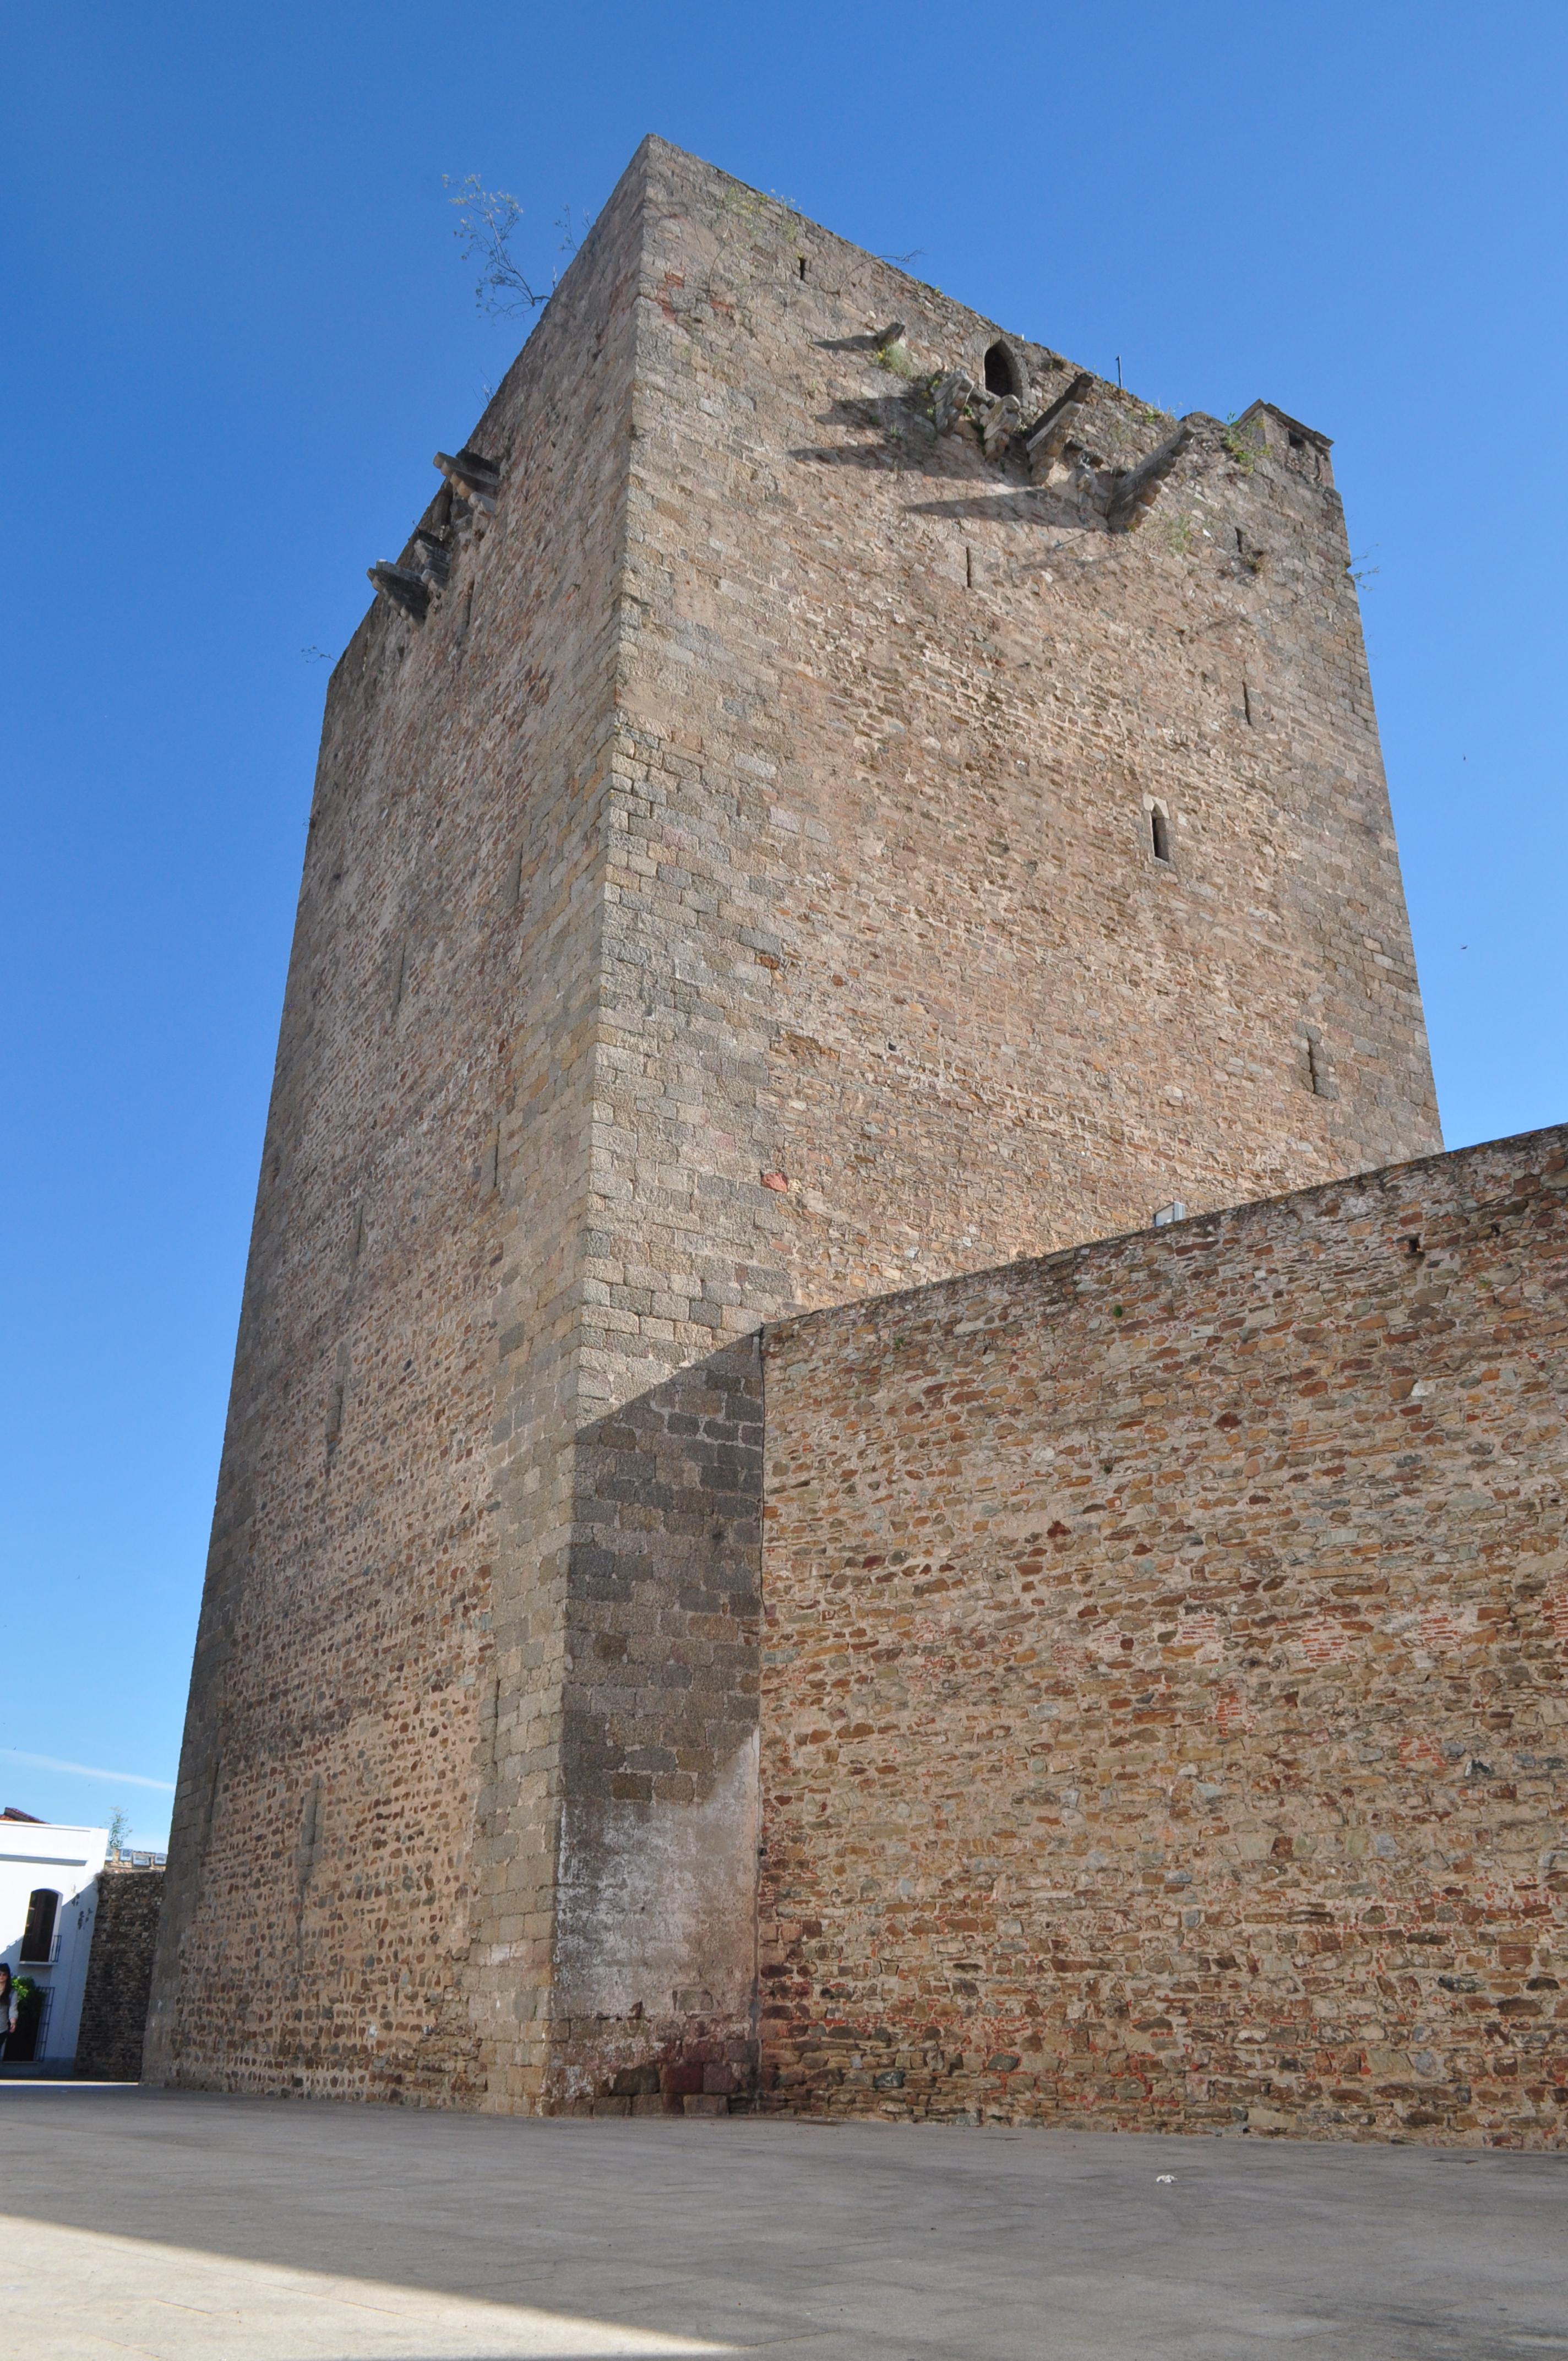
1, 1821, 108, 2065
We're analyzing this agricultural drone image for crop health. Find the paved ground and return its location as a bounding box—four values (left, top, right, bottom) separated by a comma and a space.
2, 2087, 1565, 2360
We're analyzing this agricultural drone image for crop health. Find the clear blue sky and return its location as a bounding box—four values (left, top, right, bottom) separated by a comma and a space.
3, 3, 1563, 1846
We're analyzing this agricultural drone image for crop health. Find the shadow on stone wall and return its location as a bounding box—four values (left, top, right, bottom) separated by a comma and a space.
547, 1336, 764, 2114
76, 1868, 164, 2082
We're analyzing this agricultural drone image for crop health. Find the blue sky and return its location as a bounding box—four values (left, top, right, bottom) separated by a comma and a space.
3, 2, 1563, 1846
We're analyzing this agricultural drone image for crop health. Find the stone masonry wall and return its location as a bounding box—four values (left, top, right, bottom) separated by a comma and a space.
540, 138, 1441, 2107
75, 1869, 164, 2082
760, 1127, 1568, 2144
552, 1339, 764, 2113
150, 134, 1447, 2117
146, 148, 646, 2106
613, 143, 1438, 1336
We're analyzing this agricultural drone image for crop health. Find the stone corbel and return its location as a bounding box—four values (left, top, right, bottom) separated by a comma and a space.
366, 563, 430, 621
1025, 371, 1096, 480
411, 528, 452, 587
981, 393, 1023, 460
1105, 422, 1195, 532
433, 448, 502, 514
932, 369, 974, 434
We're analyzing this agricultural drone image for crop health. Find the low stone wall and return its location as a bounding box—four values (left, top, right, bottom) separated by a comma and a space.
75, 1868, 164, 2081
758, 1126, 1568, 2144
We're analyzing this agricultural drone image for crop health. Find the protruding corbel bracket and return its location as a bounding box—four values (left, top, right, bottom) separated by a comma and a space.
982, 393, 1022, 460
873, 320, 907, 351
1106, 422, 1195, 532
1024, 371, 1096, 478
434, 448, 502, 513
412, 528, 452, 587
932, 369, 974, 434
367, 563, 430, 621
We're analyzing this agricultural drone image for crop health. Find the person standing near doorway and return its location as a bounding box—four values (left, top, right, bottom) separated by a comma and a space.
0, 1964, 17, 2058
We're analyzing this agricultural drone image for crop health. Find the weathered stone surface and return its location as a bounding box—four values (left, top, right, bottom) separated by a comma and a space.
146, 135, 1458, 2124
759, 1127, 1568, 2144
75, 1868, 164, 2082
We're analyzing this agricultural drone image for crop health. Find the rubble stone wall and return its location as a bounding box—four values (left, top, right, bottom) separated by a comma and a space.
75, 1869, 164, 2082
759, 1127, 1568, 2144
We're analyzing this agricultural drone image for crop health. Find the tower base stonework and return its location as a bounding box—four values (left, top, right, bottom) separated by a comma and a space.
144, 141, 1563, 2141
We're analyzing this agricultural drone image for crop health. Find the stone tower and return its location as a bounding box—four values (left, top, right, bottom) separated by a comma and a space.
145, 135, 1440, 2110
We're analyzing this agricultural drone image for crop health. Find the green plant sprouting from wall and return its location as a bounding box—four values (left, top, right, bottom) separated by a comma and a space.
1155, 509, 1199, 556
1222, 412, 1263, 473
715, 182, 804, 243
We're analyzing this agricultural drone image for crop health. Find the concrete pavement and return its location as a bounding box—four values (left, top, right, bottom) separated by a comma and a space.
2, 2086, 1565, 2359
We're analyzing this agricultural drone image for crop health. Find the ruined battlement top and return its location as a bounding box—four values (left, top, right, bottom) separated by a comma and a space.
362, 139, 1343, 633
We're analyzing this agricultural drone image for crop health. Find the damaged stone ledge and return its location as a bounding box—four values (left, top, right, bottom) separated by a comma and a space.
367, 445, 503, 621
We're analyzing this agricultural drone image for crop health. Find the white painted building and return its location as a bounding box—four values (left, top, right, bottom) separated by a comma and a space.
1, 1819, 108, 2069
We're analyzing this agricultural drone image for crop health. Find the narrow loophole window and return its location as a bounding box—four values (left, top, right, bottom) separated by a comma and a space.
797, 255, 807, 280
1151, 808, 1172, 863
984, 340, 1019, 396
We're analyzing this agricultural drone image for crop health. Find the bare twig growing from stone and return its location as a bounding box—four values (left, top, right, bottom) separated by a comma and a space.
444, 176, 548, 317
